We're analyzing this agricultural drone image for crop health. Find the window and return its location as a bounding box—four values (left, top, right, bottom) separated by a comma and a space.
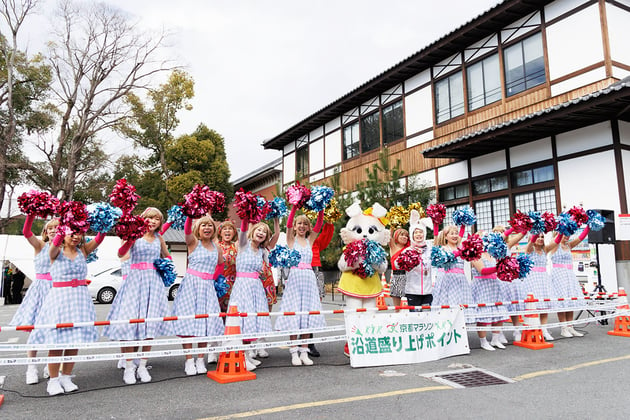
360, 112, 380, 153
512, 164, 553, 187
296, 146, 308, 178
514, 188, 556, 214
504, 32, 546, 97
474, 197, 510, 232
467, 53, 501, 110
473, 175, 508, 195
382, 100, 404, 144
435, 71, 464, 123
439, 183, 469, 202
343, 122, 360, 160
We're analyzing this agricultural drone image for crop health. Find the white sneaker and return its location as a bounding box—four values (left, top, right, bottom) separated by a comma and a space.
117, 359, 125, 369
568, 326, 584, 337
47, 377, 64, 396
513, 330, 522, 342
299, 350, 314, 366
560, 327, 573, 338
59, 374, 78, 392
257, 348, 269, 358
26, 365, 39, 385
137, 365, 151, 383
184, 359, 197, 376
490, 338, 506, 349
499, 332, 508, 344
480, 340, 496, 351
195, 358, 207, 374
543, 329, 555, 341
245, 355, 257, 371
207, 352, 218, 364
123, 366, 137, 384
43, 365, 50, 379
291, 351, 302, 366
246, 351, 261, 366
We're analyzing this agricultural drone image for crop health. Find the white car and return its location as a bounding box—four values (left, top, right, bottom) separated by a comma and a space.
87, 267, 182, 304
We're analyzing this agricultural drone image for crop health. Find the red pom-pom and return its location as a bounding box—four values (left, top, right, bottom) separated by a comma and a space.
183, 184, 213, 218
57, 201, 90, 234
17, 190, 60, 218
109, 179, 139, 214
396, 247, 423, 271
568, 206, 588, 226
233, 188, 266, 223
508, 210, 533, 234
343, 240, 367, 267
115, 213, 149, 241
286, 182, 311, 208
496, 256, 519, 282
208, 191, 226, 214
541, 211, 557, 233
426, 203, 446, 226
458, 233, 484, 261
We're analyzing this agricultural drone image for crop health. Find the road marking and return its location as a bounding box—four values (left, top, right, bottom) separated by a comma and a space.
0, 337, 19, 344
513, 353, 630, 381
199, 386, 452, 420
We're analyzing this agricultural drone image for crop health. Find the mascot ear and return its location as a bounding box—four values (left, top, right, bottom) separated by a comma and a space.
371, 202, 388, 219
345, 202, 362, 218
409, 209, 420, 226
420, 217, 433, 231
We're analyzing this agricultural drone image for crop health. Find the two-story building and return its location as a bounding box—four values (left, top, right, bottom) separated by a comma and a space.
262, 0, 630, 291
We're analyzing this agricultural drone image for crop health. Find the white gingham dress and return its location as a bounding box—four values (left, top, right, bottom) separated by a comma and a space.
103, 234, 172, 340
432, 258, 474, 318
10, 243, 53, 326
227, 242, 272, 335
28, 249, 98, 345
521, 251, 555, 310
550, 246, 583, 309
471, 258, 509, 324
121, 259, 130, 280
501, 270, 526, 313
171, 242, 225, 337
275, 240, 326, 331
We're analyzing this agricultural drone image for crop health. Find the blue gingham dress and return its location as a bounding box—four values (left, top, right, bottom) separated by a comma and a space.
121, 259, 130, 280
550, 247, 583, 309
10, 244, 53, 326
501, 267, 526, 313
275, 240, 326, 331
432, 258, 473, 318
28, 249, 98, 344
171, 242, 224, 337
521, 251, 555, 310
103, 234, 172, 340
227, 242, 272, 334
471, 258, 509, 324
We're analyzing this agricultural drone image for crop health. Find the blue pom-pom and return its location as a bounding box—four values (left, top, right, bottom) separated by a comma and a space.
529, 211, 546, 235
84, 237, 99, 263
430, 246, 457, 270
266, 197, 288, 220
586, 209, 605, 232
153, 258, 177, 287
364, 239, 387, 266
516, 254, 534, 278
556, 213, 578, 236
166, 205, 186, 230
87, 202, 123, 233
269, 245, 301, 268
452, 206, 476, 226
304, 186, 335, 212
214, 274, 229, 298
483, 232, 508, 259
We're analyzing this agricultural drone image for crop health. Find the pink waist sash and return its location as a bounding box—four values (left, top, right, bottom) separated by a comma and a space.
187, 268, 214, 280
131, 262, 155, 270
532, 267, 547, 272
237, 272, 259, 279
296, 263, 312, 270
36, 273, 53, 281
553, 263, 572, 269
445, 268, 464, 274
53, 279, 87, 288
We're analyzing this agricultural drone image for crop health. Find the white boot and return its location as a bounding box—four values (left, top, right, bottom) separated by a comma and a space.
560, 326, 573, 338
184, 358, 197, 376
59, 373, 78, 392
299, 347, 313, 365
568, 326, 584, 337
195, 357, 207, 374
246, 350, 261, 366
513, 330, 522, 342
244, 352, 257, 371
290, 347, 302, 366
123, 361, 137, 385
490, 335, 506, 349
26, 365, 39, 385
43, 365, 50, 379
480, 337, 495, 351
498, 331, 508, 344
207, 352, 218, 364
542, 328, 555, 341
47, 377, 64, 396
136, 359, 151, 383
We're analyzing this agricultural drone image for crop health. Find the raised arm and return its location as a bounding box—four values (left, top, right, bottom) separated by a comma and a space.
238, 217, 249, 249
184, 216, 197, 252
269, 218, 281, 248
506, 231, 525, 249
83, 232, 106, 255
22, 215, 45, 253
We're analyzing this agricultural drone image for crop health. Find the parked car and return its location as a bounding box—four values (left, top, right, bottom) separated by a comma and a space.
87, 267, 182, 304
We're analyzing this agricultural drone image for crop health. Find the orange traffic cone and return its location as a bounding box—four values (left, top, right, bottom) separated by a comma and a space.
513, 293, 553, 350
608, 288, 630, 337
376, 274, 388, 309
207, 305, 257, 383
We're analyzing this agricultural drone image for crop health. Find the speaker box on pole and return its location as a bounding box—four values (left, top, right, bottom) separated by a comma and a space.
587, 209, 615, 244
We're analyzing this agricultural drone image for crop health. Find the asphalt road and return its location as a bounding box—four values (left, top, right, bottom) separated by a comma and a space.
1, 297, 629, 420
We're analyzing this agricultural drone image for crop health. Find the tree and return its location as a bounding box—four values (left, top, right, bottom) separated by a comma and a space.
117, 69, 194, 176
28, 0, 172, 201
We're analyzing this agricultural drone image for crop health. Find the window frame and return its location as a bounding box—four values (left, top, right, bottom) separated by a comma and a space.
503, 31, 546, 97
434, 70, 465, 124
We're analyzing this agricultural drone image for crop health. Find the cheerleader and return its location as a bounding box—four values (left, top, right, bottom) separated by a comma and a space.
171, 215, 225, 376
227, 218, 274, 371
398, 212, 433, 309
309, 221, 334, 357
261, 218, 281, 312
30, 228, 103, 396
103, 207, 172, 385
389, 228, 410, 307
523, 233, 556, 341
217, 220, 238, 312
549, 230, 588, 338
11, 218, 59, 384
275, 215, 326, 366
432, 226, 473, 316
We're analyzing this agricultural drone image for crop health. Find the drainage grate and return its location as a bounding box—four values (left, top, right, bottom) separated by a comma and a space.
421, 368, 515, 389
